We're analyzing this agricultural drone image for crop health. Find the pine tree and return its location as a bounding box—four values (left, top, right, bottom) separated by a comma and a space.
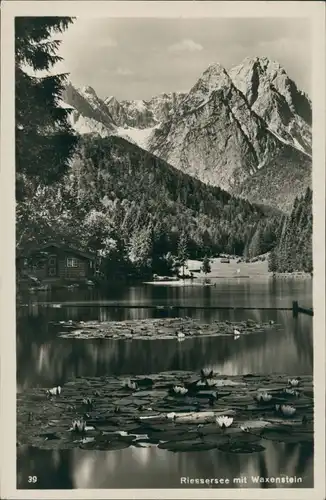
268, 250, 278, 273
247, 225, 262, 258
128, 226, 153, 272
201, 255, 211, 276
15, 17, 78, 200
177, 230, 189, 276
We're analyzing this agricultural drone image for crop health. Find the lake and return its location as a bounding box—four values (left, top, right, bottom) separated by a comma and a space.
16, 277, 313, 489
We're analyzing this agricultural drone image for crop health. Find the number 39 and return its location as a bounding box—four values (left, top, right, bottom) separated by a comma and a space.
28, 476, 37, 483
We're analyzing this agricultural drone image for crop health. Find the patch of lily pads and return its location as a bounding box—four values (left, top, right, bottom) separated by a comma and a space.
17, 370, 313, 454
54, 317, 280, 340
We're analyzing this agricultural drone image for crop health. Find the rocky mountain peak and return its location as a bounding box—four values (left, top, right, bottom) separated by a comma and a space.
189, 62, 231, 96
104, 95, 117, 105
80, 85, 97, 97
62, 83, 116, 136
229, 56, 312, 154
176, 62, 233, 116
148, 56, 311, 210
230, 56, 298, 107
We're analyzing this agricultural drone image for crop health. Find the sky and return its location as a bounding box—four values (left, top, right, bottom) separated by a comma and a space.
55, 17, 312, 101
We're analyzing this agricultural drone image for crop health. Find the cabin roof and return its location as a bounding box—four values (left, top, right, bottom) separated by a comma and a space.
16, 242, 96, 261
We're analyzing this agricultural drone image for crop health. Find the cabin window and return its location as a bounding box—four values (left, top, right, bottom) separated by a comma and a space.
66, 257, 78, 268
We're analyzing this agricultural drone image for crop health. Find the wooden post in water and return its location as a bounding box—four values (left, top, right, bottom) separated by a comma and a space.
292, 301, 299, 318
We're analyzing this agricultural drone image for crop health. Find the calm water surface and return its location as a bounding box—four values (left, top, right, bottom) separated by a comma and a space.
17, 278, 313, 489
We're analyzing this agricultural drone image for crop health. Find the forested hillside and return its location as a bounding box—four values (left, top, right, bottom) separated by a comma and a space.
268, 188, 312, 273
17, 135, 280, 279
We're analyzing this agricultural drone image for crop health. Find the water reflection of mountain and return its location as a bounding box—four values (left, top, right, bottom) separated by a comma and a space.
17, 446, 74, 489
17, 306, 312, 390
17, 439, 313, 489
18, 277, 312, 310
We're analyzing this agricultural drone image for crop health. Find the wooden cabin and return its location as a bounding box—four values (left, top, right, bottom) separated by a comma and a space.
16, 242, 96, 284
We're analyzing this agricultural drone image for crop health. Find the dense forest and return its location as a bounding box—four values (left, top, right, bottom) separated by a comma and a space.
268, 188, 312, 273
17, 135, 282, 279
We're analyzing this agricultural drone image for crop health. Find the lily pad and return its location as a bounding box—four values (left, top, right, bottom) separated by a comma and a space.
246, 404, 275, 411
94, 424, 123, 432
174, 412, 215, 424
133, 390, 166, 398
147, 430, 191, 442
80, 439, 131, 451
221, 395, 253, 405
261, 428, 313, 444
202, 434, 230, 445
197, 424, 223, 435
214, 380, 246, 387
39, 432, 60, 440
158, 439, 218, 452
218, 442, 266, 454
229, 432, 262, 443
132, 440, 158, 448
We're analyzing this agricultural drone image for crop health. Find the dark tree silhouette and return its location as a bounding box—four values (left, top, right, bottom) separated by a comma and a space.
15, 17, 78, 200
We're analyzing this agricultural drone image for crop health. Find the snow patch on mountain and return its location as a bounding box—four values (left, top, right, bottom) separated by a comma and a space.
116, 126, 158, 150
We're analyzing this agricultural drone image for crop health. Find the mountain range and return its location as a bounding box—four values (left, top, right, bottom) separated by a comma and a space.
61, 56, 312, 212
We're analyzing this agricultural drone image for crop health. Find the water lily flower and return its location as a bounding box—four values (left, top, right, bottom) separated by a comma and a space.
177, 331, 185, 338
196, 380, 206, 387
276, 404, 296, 416
72, 419, 86, 433
206, 378, 218, 387
82, 397, 93, 408
288, 378, 300, 387
255, 392, 272, 403
47, 386, 61, 396
124, 379, 138, 391
173, 385, 188, 395
201, 368, 213, 379
216, 416, 233, 428
233, 329, 241, 336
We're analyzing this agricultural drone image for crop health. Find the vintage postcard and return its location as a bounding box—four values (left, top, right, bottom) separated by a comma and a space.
1, 1, 325, 499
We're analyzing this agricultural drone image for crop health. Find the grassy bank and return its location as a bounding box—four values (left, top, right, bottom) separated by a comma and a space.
187, 257, 312, 280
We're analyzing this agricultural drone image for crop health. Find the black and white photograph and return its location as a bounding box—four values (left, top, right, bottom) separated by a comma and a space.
1, 1, 325, 498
